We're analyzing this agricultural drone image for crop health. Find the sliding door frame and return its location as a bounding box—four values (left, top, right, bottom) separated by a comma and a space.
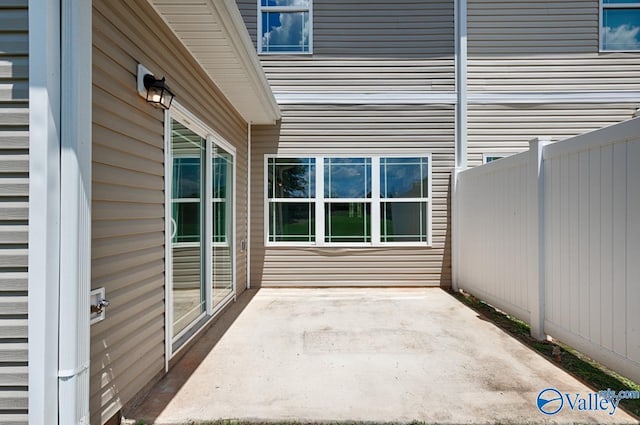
164, 102, 237, 368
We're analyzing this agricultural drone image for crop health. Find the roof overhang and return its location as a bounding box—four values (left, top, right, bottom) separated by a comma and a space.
147, 0, 280, 125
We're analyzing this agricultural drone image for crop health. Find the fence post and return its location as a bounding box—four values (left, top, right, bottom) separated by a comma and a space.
529, 137, 550, 340
452, 168, 461, 291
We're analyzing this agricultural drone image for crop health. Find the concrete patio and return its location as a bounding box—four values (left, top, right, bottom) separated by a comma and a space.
126, 288, 638, 424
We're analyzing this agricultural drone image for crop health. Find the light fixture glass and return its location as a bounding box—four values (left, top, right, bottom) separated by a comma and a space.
137, 64, 175, 110
143, 74, 174, 110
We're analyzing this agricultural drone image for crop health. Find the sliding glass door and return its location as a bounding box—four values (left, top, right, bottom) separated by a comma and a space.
167, 107, 235, 352
212, 146, 234, 308
170, 120, 205, 339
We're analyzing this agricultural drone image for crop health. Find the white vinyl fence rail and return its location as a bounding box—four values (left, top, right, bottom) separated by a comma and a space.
454, 117, 640, 384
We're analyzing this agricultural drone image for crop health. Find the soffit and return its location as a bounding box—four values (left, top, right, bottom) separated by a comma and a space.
147, 0, 280, 124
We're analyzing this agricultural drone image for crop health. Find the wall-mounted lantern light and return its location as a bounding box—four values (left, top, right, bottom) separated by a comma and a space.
137, 64, 174, 110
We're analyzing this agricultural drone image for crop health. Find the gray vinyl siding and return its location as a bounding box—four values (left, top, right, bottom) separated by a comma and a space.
467, 103, 640, 166
0, 1, 28, 424
91, 0, 248, 423
251, 104, 454, 287
467, 0, 640, 91
236, 0, 455, 92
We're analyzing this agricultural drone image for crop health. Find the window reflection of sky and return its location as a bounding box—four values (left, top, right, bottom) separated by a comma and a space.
262, 12, 309, 52
325, 158, 371, 198
261, 0, 310, 53
381, 157, 428, 199
269, 158, 315, 198
261, 0, 309, 6
173, 158, 200, 199
603, 8, 640, 50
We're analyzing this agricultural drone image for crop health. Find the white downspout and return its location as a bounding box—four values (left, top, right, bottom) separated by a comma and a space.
246, 122, 251, 289
455, 0, 468, 169
58, 0, 92, 422
28, 0, 61, 422
452, 0, 468, 290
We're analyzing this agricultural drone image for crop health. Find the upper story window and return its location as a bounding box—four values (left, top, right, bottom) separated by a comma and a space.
258, 0, 312, 54
601, 0, 640, 51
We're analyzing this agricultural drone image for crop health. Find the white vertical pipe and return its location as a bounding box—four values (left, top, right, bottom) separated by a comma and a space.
453, 0, 468, 290
28, 0, 61, 422
455, 0, 468, 169
58, 0, 92, 422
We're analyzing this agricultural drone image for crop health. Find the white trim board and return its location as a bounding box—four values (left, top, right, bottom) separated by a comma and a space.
58, 0, 93, 423
274, 92, 458, 105
28, 0, 61, 422
468, 91, 640, 104
273, 91, 640, 105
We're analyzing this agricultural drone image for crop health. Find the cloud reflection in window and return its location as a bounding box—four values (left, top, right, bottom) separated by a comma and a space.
260, 0, 310, 53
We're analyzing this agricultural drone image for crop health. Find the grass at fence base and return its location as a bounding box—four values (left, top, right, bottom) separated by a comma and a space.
452, 290, 640, 419
179, 421, 577, 425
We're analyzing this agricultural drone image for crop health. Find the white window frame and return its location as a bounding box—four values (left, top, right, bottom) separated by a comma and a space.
265, 156, 317, 246
165, 102, 237, 362
264, 153, 432, 248
257, 0, 313, 55
323, 156, 373, 246
482, 153, 516, 164
599, 0, 640, 52
171, 155, 204, 247
212, 150, 233, 247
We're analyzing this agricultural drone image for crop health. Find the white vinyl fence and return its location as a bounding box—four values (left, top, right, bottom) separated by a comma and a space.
454, 117, 640, 384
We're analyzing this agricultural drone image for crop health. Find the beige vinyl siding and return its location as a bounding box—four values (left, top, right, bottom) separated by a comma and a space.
236, 0, 454, 92
467, 0, 640, 91
0, 1, 28, 424
91, 0, 248, 423
251, 104, 454, 287
467, 103, 640, 166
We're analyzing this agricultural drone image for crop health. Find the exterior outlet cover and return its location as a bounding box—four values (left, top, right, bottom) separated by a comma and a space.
90, 287, 107, 325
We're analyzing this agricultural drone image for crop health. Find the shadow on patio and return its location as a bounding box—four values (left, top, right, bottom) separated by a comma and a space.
125, 288, 638, 424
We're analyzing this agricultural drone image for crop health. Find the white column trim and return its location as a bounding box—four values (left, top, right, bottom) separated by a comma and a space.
57, 0, 92, 422
28, 0, 61, 422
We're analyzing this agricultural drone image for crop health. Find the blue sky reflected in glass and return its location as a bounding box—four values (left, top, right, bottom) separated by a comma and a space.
213, 156, 230, 199
603, 8, 640, 50
325, 158, 371, 198
262, 11, 309, 53
261, 0, 309, 5
381, 157, 428, 198
173, 158, 200, 199
268, 158, 315, 198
